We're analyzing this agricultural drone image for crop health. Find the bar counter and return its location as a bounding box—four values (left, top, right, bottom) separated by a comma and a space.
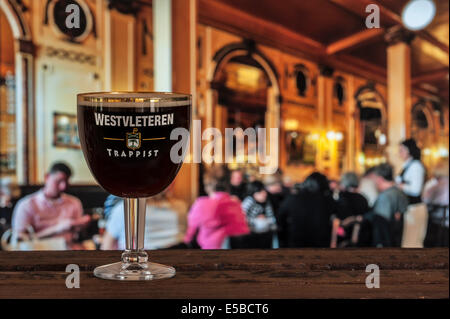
0, 249, 448, 299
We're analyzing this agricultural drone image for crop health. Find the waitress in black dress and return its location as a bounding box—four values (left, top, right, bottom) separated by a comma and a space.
396, 138, 428, 247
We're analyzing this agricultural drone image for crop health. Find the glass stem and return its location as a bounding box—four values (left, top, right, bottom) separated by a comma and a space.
122, 198, 148, 265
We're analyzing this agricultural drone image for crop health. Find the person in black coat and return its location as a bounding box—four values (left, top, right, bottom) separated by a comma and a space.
336, 172, 370, 246
278, 172, 337, 248
229, 169, 247, 201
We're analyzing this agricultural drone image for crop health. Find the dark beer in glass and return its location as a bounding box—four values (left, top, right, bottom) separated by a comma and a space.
77, 92, 191, 280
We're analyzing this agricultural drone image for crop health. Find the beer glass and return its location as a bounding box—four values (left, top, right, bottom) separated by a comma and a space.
77, 92, 191, 280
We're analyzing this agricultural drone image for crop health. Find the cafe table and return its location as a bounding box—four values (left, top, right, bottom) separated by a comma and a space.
0, 248, 447, 299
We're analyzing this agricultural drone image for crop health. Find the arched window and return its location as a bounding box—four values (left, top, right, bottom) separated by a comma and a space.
333, 77, 346, 106
294, 64, 309, 97
355, 85, 387, 166
412, 105, 429, 129
411, 101, 434, 149
431, 101, 445, 128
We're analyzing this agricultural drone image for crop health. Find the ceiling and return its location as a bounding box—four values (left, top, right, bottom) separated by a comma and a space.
219, 0, 367, 44
217, 0, 449, 103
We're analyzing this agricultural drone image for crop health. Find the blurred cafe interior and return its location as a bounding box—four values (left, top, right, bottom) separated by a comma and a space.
0, 0, 449, 250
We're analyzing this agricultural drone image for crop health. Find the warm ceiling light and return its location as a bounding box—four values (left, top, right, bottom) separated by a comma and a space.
402, 0, 436, 31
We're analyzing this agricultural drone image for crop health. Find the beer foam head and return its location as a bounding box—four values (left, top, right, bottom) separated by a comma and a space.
77, 92, 191, 107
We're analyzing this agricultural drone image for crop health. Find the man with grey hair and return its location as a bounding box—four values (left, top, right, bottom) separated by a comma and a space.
340, 172, 359, 192
334, 172, 370, 246
369, 164, 409, 247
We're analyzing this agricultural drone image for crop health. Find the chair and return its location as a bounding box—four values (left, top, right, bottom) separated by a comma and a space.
424, 204, 449, 247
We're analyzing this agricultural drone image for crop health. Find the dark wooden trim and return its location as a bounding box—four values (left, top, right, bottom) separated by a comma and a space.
198, 0, 325, 57
319, 65, 335, 77
418, 29, 450, 54
327, 28, 385, 55
18, 39, 36, 55
211, 39, 280, 87
136, 0, 152, 7
212, 39, 255, 63
333, 109, 346, 116
107, 0, 141, 15
326, 54, 386, 83
412, 67, 450, 86
283, 99, 316, 109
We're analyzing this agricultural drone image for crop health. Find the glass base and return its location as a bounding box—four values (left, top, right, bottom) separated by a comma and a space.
94, 261, 176, 281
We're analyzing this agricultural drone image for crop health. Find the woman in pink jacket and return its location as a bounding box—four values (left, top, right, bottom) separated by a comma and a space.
184, 173, 250, 249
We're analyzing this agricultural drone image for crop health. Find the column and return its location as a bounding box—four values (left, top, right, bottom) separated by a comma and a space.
106, 8, 136, 91
153, 0, 172, 91
385, 26, 415, 174
346, 76, 356, 172
317, 65, 335, 176
432, 110, 440, 145
170, 0, 198, 204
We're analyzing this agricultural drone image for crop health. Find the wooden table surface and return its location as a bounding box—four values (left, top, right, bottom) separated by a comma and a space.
0, 248, 448, 299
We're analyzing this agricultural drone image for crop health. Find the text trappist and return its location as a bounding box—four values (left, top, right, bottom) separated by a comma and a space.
77, 104, 190, 197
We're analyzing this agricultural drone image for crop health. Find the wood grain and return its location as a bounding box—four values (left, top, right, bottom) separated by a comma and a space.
0, 249, 447, 299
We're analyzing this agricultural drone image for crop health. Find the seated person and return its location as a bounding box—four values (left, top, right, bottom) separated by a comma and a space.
101, 189, 187, 250
358, 167, 378, 208
367, 164, 409, 247
229, 169, 247, 201
335, 172, 370, 246
264, 174, 289, 247
278, 172, 337, 248
242, 181, 277, 234
423, 160, 449, 247
263, 174, 286, 216
184, 172, 249, 249
102, 194, 121, 220
337, 173, 369, 219
11, 162, 90, 248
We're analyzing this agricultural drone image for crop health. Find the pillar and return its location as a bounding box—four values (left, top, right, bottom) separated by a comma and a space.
317, 65, 336, 177
346, 76, 356, 172
385, 26, 415, 174
153, 0, 172, 91
170, 0, 198, 204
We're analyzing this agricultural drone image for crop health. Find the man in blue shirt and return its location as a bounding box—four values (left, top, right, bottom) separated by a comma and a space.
369, 164, 409, 247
